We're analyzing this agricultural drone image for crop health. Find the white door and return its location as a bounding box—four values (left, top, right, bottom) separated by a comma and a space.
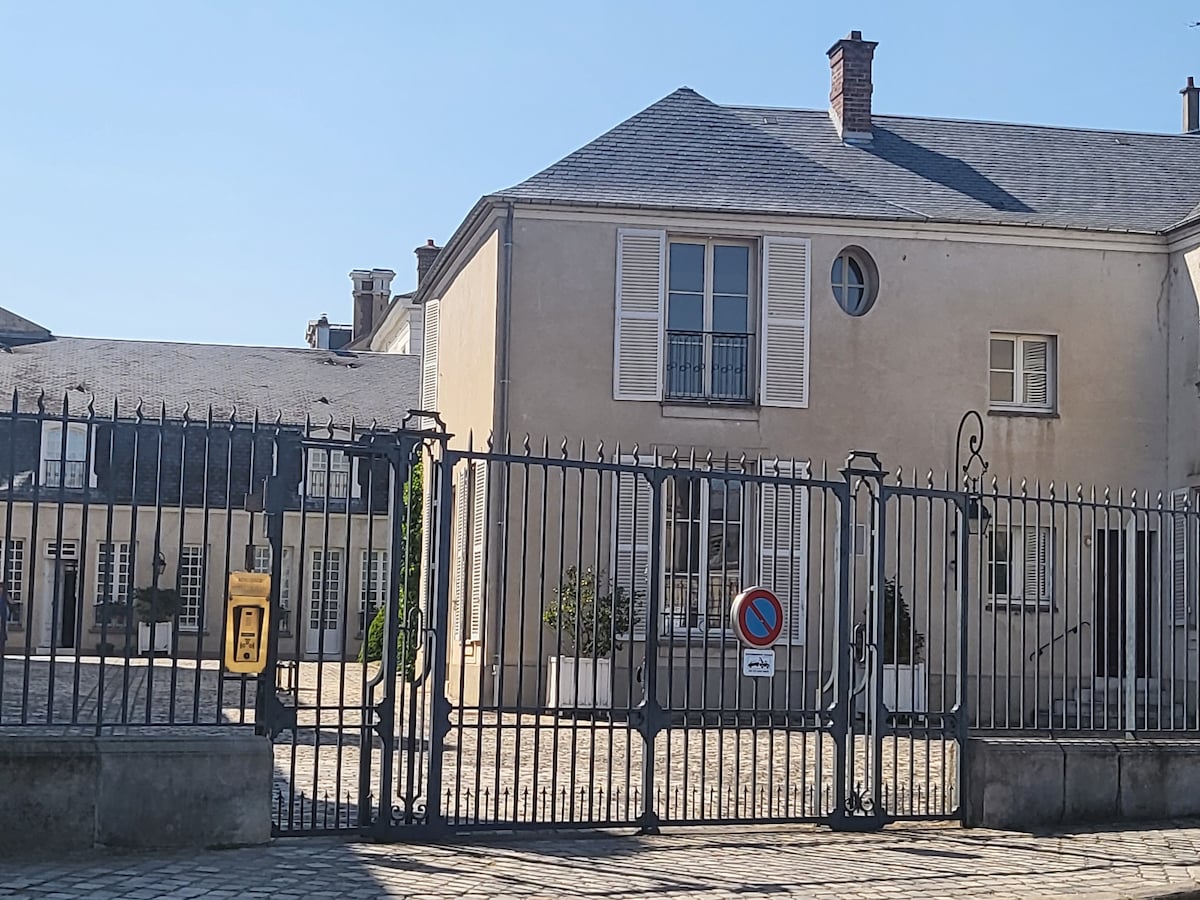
305, 548, 343, 657
39, 559, 80, 652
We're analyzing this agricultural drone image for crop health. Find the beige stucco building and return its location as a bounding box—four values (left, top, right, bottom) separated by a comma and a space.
363, 32, 1200, 719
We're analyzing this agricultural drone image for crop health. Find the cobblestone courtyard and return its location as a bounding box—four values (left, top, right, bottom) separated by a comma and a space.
3, 655, 959, 832
5, 822, 1200, 899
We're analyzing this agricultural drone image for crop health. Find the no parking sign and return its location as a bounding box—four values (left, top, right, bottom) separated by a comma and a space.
730, 586, 784, 649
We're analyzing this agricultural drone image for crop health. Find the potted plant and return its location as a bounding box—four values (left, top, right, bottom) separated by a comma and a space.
880, 578, 927, 713
94, 599, 128, 655
134, 586, 181, 655
542, 566, 636, 711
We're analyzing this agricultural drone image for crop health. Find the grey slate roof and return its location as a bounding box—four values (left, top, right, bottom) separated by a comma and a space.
0, 336, 420, 426
497, 88, 1200, 234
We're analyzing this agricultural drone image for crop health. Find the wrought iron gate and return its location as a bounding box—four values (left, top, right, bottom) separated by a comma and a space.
260, 433, 967, 838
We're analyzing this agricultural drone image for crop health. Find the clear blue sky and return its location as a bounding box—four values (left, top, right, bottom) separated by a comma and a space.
3, 1, 1199, 347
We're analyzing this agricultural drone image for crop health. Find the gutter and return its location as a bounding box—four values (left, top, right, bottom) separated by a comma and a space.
489, 201, 515, 707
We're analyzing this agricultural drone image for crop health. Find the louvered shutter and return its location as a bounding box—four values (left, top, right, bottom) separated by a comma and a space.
758, 458, 809, 644
760, 237, 811, 409
452, 471, 469, 640
468, 460, 488, 642
1171, 489, 1192, 625
1021, 526, 1049, 602
612, 455, 655, 638
1020, 338, 1050, 408
613, 230, 665, 402
421, 299, 440, 426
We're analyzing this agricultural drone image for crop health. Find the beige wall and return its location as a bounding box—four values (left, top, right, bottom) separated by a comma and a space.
429, 224, 502, 451
1168, 240, 1200, 488
501, 212, 1171, 488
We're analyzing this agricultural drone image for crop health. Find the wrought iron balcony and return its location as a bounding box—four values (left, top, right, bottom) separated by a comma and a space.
664, 330, 753, 402
43, 459, 87, 489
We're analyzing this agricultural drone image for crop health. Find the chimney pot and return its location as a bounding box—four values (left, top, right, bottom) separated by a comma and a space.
1183, 76, 1200, 133
827, 30, 878, 141
415, 240, 443, 288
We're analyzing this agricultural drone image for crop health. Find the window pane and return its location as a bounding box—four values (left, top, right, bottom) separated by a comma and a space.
707, 523, 741, 568
990, 371, 1015, 403
990, 338, 1015, 370
713, 295, 748, 333
846, 256, 865, 287
831, 255, 844, 286
668, 243, 705, 293
845, 286, 864, 313
667, 293, 704, 332
713, 245, 749, 295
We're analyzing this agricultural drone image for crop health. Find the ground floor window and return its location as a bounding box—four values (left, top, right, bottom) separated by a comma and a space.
663, 470, 743, 633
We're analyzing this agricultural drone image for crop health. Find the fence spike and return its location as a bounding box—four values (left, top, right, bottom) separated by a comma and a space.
596, 439, 605, 462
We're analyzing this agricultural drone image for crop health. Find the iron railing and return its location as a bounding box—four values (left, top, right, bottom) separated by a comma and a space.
6, 390, 1200, 840
665, 330, 752, 402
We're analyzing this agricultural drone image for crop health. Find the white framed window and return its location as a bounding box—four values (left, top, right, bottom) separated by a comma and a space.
988, 526, 1053, 605
95, 542, 131, 607
664, 239, 755, 402
177, 545, 205, 629
252, 544, 293, 631
309, 548, 343, 631
663, 467, 744, 634
3, 539, 24, 625
41, 423, 93, 489
306, 448, 353, 500
360, 550, 388, 633
989, 334, 1055, 412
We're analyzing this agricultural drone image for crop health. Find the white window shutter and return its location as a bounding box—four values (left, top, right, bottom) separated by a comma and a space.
1021, 338, 1049, 407
1171, 489, 1192, 626
453, 471, 469, 640
758, 458, 809, 644
760, 237, 810, 409
613, 230, 665, 402
468, 461, 488, 643
421, 299, 440, 425
612, 455, 655, 638
1021, 526, 1049, 602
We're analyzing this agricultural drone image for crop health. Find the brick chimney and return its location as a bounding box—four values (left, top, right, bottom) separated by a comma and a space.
827, 30, 878, 141
1184, 77, 1200, 134
349, 268, 395, 340
415, 239, 442, 287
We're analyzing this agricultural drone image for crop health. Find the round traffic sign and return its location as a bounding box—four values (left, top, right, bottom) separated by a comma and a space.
731, 586, 784, 648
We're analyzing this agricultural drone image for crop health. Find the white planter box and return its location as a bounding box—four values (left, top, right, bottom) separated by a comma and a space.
138, 621, 172, 655
882, 662, 927, 713
546, 656, 612, 710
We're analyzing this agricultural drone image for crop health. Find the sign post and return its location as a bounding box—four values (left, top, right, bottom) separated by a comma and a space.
730, 586, 784, 677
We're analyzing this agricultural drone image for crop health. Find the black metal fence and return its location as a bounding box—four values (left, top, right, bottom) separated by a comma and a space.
0, 392, 400, 734
5, 392, 1200, 839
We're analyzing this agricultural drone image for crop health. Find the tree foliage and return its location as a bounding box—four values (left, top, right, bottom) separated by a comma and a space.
359, 458, 422, 680
543, 566, 637, 659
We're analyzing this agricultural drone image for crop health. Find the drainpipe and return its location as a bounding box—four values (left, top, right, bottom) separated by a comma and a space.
490, 202, 515, 708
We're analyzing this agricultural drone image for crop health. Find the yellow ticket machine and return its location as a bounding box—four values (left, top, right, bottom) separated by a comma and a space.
224, 571, 271, 674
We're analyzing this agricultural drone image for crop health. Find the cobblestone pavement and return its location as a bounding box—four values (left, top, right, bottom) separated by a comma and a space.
5, 822, 1200, 899
3, 657, 959, 833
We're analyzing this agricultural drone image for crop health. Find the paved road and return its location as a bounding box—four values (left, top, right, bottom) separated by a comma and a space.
5, 821, 1200, 899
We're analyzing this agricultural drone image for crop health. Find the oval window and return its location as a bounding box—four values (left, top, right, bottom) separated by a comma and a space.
831, 247, 878, 316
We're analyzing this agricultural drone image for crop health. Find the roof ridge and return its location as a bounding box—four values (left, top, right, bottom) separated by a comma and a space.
725, 102, 1193, 140
51, 335, 399, 356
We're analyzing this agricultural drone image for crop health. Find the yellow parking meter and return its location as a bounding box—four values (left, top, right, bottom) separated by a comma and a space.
224, 571, 271, 674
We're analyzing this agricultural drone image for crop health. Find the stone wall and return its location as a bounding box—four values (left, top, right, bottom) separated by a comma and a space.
964, 737, 1200, 829
0, 731, 272, 852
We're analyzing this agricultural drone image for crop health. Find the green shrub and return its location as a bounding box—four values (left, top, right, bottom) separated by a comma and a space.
543, 566, 637, 659
882, 578, 925, 665
358, 457, 423, 681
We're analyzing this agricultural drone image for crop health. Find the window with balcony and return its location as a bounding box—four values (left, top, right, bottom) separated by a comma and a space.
42, 424, 92, 489
663, 469, 743, 633
665, 240, 754, 402
307, 448, 352, 500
